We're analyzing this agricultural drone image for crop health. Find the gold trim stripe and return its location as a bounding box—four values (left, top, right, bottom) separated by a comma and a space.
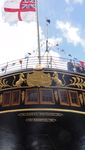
0, 108, 85, 115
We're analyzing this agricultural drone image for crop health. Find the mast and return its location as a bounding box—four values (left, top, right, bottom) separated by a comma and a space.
36, 0, 41, 64
46, 19, 50, 68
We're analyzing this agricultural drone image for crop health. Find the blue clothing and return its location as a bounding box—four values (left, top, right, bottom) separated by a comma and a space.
67, 62, 74, 71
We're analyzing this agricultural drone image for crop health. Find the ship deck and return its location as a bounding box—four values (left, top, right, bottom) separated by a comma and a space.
0, 56, 84, 75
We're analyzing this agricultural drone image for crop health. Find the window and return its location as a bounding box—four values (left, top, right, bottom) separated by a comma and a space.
25, 88, 55, 105
40, 88, 55, 104
25, 88, 39, 104
68, 90, 80, 107
11, 90, 21, 106
2, 91, 11, 107
58, 89, 70, 105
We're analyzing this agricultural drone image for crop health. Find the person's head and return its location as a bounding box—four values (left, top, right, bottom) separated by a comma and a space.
69, 59, 72, 62
77, 64, 80, 67
76, 63, 80, 67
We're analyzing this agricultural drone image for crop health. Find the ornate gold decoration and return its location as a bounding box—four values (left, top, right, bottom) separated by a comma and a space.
34, 64, 43, 70
26, 118, 56, 122
69, 77, 85, 89
0, 78, 10, 89
0, 94, 2, 105
52, 72, 66, 86
1, 70, 85, 91
54, 90, 58, 102
18, 112, 63, 117
79, 94, 83, 105
12, 73, 26, 87
21, 91, 25, 102
26, 70, 52, 87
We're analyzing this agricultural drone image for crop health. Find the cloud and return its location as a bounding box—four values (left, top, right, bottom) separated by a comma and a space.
39, 36, 62, 57
48, 37, 62, 44
65, 0, 83, 4
0, 21, 38, 61
65, 7, 73, 13
73, 0, 83, 4
65, 0, 69, 3
56, 20, 85, 49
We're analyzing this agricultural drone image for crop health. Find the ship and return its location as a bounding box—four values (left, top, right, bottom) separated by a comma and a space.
1, 0, 85, 150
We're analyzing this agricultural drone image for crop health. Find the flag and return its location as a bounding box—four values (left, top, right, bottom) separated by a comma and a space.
4, 0, 36, 22
46, 19, 50, 23
1, 65, 8, 71
73, 58, 77, 60
63, 52, 66, 54
55, 44, 59, 46
28, 52, 31, 55
68, 54, 72, 57
1, 68, 5, 71
11, 63, 16, 66
79, 61, 85, 68
61, 49, 65, 52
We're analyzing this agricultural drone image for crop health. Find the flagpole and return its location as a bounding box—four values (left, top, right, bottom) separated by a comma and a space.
36, 0, 41, 65
46, 19, 49, 68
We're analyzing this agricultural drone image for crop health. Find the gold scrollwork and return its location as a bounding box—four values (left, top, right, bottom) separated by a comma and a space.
54, 90, 58, 102
0, 78, 10, 89
26, 118, 57, 122
69, 77, 85, 89
21, 91, 25, 102
0, 71, 67, 90
79, 94, 83, 105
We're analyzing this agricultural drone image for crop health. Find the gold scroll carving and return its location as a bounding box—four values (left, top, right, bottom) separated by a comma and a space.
54, 90, 58, 102
0, 78, 10, 89
69, 76, 85, 89
21, 91, 25, 102
79, 94, 83, 105
0, 71, 66, 90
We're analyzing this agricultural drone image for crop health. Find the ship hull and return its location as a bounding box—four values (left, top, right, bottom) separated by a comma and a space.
0, 68, 85, 150
0, 108, 85, 150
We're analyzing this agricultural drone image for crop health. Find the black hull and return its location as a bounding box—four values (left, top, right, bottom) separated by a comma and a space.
0, 108, 85, 150
0, 68, 85, 149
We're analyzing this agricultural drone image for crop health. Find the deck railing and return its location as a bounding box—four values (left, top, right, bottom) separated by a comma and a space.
0, 56, 83, 75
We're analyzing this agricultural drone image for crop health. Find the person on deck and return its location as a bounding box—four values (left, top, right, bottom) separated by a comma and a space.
75, 63, 84, 73
79, 61, 85, 73
67, 59, 74, 71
